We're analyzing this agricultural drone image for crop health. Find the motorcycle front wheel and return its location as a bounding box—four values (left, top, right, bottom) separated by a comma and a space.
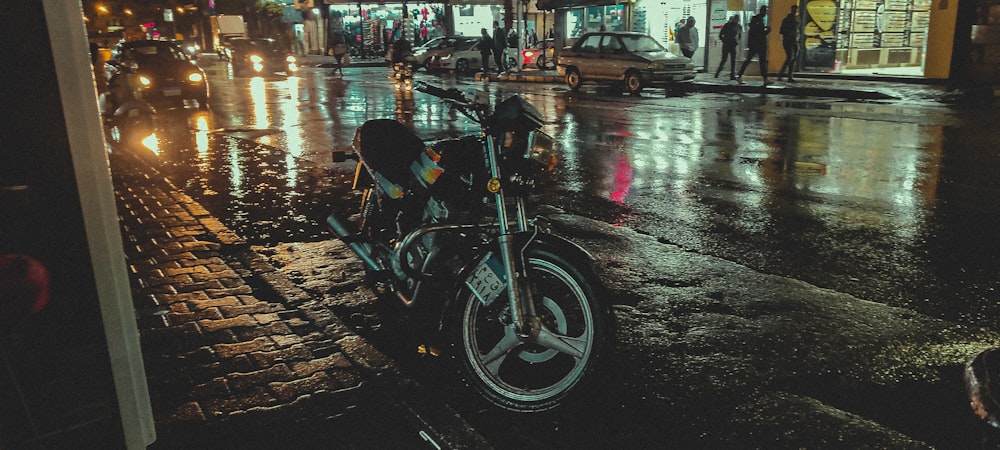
457, 248, 612, 412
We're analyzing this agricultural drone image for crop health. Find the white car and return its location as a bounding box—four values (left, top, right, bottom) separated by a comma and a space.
412, 36, 477, 70
431, 38, 518, 73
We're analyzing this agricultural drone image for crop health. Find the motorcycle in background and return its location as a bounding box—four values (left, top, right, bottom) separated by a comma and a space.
388, 38, 417, 91
391, 59, 415, 91
326, 82, 615, 412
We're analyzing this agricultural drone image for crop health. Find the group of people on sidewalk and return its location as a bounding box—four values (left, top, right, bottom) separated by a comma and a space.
479, 21, 518, 74
710, 4, 801, 85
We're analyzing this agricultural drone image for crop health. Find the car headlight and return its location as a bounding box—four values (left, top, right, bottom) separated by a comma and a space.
440, 54, 452, 61
138, 75, 152, 87
526, 131, 557, 172
187, 72, 204, 83
647, 61, 665, 70
250, 55, 263, 64
286, 55, 296, 63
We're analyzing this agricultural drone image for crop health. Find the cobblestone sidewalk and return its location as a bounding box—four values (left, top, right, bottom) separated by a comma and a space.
109, 148, 487, 448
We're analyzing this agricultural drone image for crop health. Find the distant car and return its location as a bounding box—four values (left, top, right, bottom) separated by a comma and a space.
413, 35, 477, 70
431, 38, 517, 73
521, 38, 555, 69
173, 39, 201, 60
225, 38, 298, 76
556, 31, 696, 94
103, 39, 209, 109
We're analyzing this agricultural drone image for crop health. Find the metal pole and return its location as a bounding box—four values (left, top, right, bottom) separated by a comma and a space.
516, 0, 523, 71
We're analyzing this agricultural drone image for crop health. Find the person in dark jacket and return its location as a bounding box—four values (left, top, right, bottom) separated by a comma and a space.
391, 37, 412, 66
736, 5, 771, 85
492, 21, 507, 73
777, 4, 800, 82
676, 16, 699, 58
479, 28, 493, 73
715, 15, 741, 79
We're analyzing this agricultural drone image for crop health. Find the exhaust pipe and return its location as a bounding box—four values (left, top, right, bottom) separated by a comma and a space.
326, 213, 382, 272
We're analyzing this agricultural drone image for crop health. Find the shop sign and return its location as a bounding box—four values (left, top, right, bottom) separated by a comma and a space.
803, 0, 838, 69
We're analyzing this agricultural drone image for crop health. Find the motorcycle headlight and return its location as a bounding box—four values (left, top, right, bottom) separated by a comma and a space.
138, 75, 152, 87
526, 131, 557, 172
250, 54, 263, 64
286, 55, 296, 63
187, 72, 204, 83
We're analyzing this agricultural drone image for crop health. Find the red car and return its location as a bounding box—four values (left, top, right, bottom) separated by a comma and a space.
521, 39, 555, 69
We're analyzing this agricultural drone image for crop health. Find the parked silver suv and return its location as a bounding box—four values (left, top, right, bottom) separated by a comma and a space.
556, 32, 696, 94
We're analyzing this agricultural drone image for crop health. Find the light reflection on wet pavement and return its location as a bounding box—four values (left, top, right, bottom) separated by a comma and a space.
135, 64, 1000, 334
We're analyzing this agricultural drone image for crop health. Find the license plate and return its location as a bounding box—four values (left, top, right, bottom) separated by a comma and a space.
466, 253, 506, 306
163, 87, 181, 96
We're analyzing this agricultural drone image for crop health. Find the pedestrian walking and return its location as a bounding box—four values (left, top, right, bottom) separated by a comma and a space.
676, 16, 699, 59
331, 31, 349, 76
492, 21, 507, 73
715, 15, 741, 80
777, 4, 800, 82
736, 5, 771, 85
479, 27, 493, 73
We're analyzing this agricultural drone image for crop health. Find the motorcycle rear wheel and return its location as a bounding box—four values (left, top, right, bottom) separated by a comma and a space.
457, 248, 612, 412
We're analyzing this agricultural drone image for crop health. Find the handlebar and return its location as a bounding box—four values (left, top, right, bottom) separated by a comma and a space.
414, 81, 467, 104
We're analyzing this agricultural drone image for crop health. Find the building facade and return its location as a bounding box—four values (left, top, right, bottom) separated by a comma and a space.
538, 0, 998, 88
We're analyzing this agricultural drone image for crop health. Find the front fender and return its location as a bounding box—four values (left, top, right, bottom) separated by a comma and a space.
448, 231, 596, 309
435, 230, 602, 340
459, 231, 595, 281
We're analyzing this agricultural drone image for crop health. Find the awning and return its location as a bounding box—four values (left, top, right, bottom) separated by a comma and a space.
536, 0, 620, 10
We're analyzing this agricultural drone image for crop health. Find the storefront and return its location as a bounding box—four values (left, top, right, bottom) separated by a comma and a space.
309, 1, 447, 55
541, 0, 955, 79
803, 0, 930, 75
776, 0, 955, 78
327, 2, 445, 48
449, 2, 553, 48
564, 4, 629, 36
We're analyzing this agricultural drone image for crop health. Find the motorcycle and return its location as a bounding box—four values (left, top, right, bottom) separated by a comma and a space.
965, 347, 1000, 441
326, 82, 614, 412
391, 58, 415, 91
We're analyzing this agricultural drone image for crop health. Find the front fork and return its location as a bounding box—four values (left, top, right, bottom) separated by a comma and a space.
485, 135, 540, 338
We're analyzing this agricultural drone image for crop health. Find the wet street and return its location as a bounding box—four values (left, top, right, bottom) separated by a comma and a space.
115, 56, 1000, 446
